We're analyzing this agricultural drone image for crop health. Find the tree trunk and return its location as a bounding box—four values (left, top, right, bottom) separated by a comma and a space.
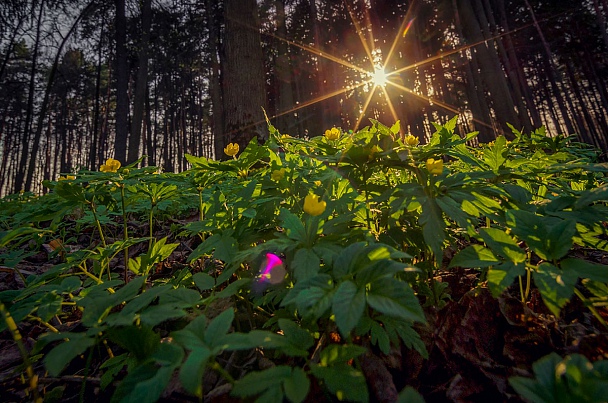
14, 0, 45, 193
458, 0, 519, 137
205, 0, 224, 159
274, 0, 295, 134
221, 0, 267, 155
113, 0, 129, 163
523, 0, 575, 135
129, 0, 152, 165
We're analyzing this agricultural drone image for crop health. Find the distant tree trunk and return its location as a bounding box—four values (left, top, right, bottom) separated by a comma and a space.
114, 0, 129, 163
14, 0, 45, 193
523, 0, 575, 135
274, 0, 295, 133
24, 1, 97, 191
452, 0, 493, 141
89, 20, 104, 170
592, 0, 608, 51
205, 0, 224, 159
129, 0, 152, 165
221, 0, 267, 155
457, 0, 519, 137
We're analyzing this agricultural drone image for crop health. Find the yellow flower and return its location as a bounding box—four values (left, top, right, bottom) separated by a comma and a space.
281, 134, 291, 139
314, 180, 322, 186
100, 158, 121, 173
271, 168, 286, 181
224, 143, 239, 157
303, 193, 326, 216
58, 175, 76, 181
405, 134, 419, 147
324, 127, 340, 140
426, 158, 443, 175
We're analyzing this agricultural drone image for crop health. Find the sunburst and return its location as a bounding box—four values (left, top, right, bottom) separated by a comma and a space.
263, 0, 525, 136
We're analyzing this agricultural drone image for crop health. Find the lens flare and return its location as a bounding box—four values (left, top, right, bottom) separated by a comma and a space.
371, 67, 388, 87
258, 253, 286, 285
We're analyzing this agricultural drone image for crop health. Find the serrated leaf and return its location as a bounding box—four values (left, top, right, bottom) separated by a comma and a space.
232, 366, 292, 397
533, 263, 577, 317
44, 333, 96, 377
279, 319, 314, 351
449, 244, 501, 268
366, 279, 425, 323
332, 281, 365, 337
487, 262, 526, 297
279, 208, 306, 242
179, 347, 211, 397
193, 272, 215, 291
106, 326, 160, 363
292, 248, 320, 281
561, 258, 608, 282
310, 363, 368, 403
419, 197, 445, 260
204, 308, 234, 347
479, 227, 526, 263
283, 367, 310, 403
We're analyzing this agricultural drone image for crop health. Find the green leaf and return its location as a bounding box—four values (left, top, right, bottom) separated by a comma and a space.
280, 208, 306, 242
509, 353, 563, 403
419, 197, 445, 261
319, 344, 368, 367
332, 281, 366, 337
448, 244, 501, 268
110, 361, 174, 403
310, 363, 368, 403
179, 347, 211, 397
106, 326, 160, 363
546, 220, 577, 261
487, 262, 526, 297
333, 242, 366, 278
44, 333, 96, 377
479, 227, 526, 263
366, 279, 425, 323
279, 319, 314, 351
193, 272, 215, 291
484, 135, 507, 171
292, 248, 320, 281
139, 304, 187, 327
561, 258, 608, 282
232, 366, 292, 397
295, 286, 335, 321
533, 263, 577, 317
204, 308, 234, 348
283, 367, 310, 403
397, 386, 425, 403
215, 278, 251, 298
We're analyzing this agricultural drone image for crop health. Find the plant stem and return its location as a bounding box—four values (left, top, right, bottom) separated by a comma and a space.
211, 360, 235, 384
89, 202, 106, 248
149, 203, 155, 250
1, 302, 41, 403
120, 185, 129, 283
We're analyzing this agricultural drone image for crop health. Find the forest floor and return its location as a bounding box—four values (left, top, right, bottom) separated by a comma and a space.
1, 241, 607, 402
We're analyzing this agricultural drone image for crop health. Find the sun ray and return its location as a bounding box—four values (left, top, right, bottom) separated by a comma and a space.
354, 85, 377, 131
344, 1, 375, 68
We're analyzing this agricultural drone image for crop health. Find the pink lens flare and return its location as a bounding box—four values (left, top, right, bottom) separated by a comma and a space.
258, 253, 286, 285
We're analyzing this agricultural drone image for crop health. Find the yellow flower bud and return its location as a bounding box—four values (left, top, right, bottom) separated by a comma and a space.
224, 143, 239, 157
303, 193, 326, 216
426, 158, 444, 175
271, 168, 286, 181
314, 180, 322, 186
100, 158, 121, 173
405, 134, 419, 147
58, 175, 76, 181
324, 127, 340, 140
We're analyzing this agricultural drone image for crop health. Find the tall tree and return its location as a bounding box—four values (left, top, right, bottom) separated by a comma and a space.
128, 0, 152, 164
221, 0, 267, 154
113, 0, 129, 163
